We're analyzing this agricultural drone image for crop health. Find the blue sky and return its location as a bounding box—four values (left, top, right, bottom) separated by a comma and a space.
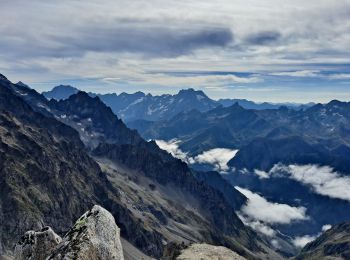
1, 0, 349, 103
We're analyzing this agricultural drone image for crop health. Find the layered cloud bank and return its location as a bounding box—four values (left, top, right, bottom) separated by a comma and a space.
2, 0, 350, 102
235, 187, 308, 225
155, 139, 237, 172
254, 164, 350, 202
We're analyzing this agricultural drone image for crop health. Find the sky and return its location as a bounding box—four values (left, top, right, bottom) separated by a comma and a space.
1, 0, 350, 102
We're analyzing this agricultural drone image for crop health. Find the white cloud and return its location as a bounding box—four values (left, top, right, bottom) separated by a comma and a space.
270, 164, 350, 202
194, 148, 238, 172
139, 74, 263, 88
322, 224, 332, 232
254, 169, 270, 179
328, 73, 350, 80
155, 140, 237, 172
155, 139, 190, 163
235, 186, 308, 225
1, 0, 350, 103
238, 216, 276, 237
292, 235, 317, 248
270, 70, 320, 77
291, 224, 332, 248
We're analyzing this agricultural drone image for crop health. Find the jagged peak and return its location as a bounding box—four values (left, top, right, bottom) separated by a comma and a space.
68, 90, 99, 102
178, 88, 207, 97
16, 81, 30, 88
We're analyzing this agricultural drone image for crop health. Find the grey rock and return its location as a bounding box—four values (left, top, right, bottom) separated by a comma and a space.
48, 205, 124, 260
14, 227, 62, 260
177, 243, 247, 260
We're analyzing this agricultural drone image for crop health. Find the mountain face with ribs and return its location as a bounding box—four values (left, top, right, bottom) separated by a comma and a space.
0, 75, 164, 258
0, 74, 282, 259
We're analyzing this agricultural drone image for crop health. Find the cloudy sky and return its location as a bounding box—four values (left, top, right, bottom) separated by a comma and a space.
1, 0, 350, 102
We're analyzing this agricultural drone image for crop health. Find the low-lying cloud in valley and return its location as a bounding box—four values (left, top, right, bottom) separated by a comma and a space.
292, 235, 317, 248
154, 139, 190, 163
235, 186, 315, 248
254, 164, 350, 202
193, 148, 238, 172
292, 224, 331, 248
155, 139, 237, 172
235, 187, 308, 225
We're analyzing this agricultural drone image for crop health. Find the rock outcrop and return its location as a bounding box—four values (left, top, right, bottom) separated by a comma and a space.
14, 205, 124, 260
177, 243, 247, 260
49, 205, 124, 260
14, 227, 62, 260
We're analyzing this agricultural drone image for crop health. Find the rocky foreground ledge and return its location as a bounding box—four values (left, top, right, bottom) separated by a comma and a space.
13, 205, 246, 260
14, 205, 124, 260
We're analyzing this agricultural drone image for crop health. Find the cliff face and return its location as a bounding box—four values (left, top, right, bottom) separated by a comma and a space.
14, 205, 124, 260
0, 80, 110, 252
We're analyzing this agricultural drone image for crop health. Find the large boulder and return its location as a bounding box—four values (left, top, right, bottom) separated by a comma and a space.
14, 227, 62, 260
14, 205, 124, 260
49, 205, 124, 260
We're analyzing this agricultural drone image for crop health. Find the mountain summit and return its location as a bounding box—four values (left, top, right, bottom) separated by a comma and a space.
43, 85, 79, 100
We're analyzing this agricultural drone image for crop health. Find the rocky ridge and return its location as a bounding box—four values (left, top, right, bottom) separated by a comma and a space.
296, 222, 350, 260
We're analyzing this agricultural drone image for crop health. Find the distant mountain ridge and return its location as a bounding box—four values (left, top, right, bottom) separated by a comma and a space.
42, 85, 314, 122
130, 97, 350, 247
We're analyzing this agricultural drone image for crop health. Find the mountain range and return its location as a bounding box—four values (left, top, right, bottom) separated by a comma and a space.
128, 94, 350, 252
2, 73, 350, 259
42, 85, 314, 122
0, 74, 284, 259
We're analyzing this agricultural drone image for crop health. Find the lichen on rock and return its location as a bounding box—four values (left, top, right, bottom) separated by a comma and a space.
14, 205, 124, 260
14, 227, 62, 260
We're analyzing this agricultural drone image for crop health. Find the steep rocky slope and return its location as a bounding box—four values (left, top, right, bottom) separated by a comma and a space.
296, 222, 350, 260
0, 75, 162, 258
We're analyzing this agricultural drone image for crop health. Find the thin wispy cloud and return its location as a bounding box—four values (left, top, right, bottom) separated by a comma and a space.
270, 70, 321, 77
